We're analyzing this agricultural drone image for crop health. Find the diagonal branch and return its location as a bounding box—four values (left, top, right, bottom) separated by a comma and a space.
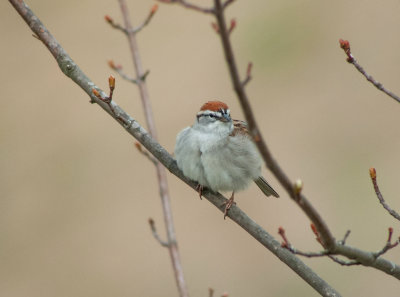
8, 1, 344, 296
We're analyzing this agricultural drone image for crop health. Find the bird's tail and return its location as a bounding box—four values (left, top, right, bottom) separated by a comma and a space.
254, 176, 279, 198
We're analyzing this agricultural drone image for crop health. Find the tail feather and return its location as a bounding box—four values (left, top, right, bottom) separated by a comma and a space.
254, 176, 279, 198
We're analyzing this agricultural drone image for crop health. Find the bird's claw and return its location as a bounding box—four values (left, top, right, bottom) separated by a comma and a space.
223, 194, 236, 219
195, 184, 203, 200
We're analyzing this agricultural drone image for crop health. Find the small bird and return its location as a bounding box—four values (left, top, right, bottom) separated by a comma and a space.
174, 100, 279, 218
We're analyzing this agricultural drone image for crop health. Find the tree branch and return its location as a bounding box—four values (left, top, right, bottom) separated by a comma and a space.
8, 1, 343, 296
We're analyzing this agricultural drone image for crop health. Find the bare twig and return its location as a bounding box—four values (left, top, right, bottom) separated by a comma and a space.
116, 1, 189, 296
328, 256, 360, 266
106, 5, 158, 35
241, 62, 252, 87
339, 39, 400, 104
338, 230, 351, 245
132, 4, 158, 34
108, 60, 150, 84
373, 227, 400, 258
105, 15, 127, 34
369, 167, 400, 221
148, 218, 169, 247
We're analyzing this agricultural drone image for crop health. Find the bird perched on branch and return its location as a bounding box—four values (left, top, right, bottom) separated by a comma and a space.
175, 101, 279, 218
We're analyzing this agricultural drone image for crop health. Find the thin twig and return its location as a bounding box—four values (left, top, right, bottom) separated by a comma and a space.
149, 218, 169, 247
106, 5, 158, 35
373, 227, 400, 258
108, 60, 150, 84
339, 39, 400, 104
131, 4, 158, 34
105, 15, 127, 34
328, 256, 360, 266
338, 230, 351, 245
116, 1, 189, 297
213, 0, 336, 251
369, 168, 400, 221
241, 62, 252, 87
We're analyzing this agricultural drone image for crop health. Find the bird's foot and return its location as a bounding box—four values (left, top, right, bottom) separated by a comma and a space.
223, 192, 236, 219
195, 184, 204, 200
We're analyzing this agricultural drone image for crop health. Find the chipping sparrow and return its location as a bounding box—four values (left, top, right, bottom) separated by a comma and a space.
174, 100, 279, 218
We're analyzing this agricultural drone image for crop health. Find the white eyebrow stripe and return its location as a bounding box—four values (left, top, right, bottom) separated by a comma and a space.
197, 110, 222, 117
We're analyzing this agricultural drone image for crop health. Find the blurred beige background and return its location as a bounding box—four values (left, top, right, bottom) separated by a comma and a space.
2, 0, 400, 296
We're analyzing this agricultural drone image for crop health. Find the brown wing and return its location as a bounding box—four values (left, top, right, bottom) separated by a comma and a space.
231, 119, 250, 137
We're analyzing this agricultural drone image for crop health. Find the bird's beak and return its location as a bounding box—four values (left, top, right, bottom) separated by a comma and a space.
221, 113, 231, 122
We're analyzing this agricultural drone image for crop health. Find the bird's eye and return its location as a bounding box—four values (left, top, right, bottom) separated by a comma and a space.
209, 114, 215, 118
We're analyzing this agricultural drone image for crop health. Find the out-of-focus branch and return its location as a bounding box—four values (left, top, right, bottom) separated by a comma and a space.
369, 167, 400, 221
8, 2, 344, 296
212, 0, 335, 249
115, 1, 189, 297
339, 39, 400, 104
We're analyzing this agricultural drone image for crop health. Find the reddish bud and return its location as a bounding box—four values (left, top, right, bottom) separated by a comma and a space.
229, 18, 236, 33
339, 39, 350, 51
211, 22, 219, 33
108, 75, 115, 90
310, 223, 318, 235
108, 60, 116, 69
150, 4, 158, 15
134, 142, 143, 152
246, 62, 253, 76
104, 15, 113, 24
369, 167, 376, 179
92, 89, 101, 99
